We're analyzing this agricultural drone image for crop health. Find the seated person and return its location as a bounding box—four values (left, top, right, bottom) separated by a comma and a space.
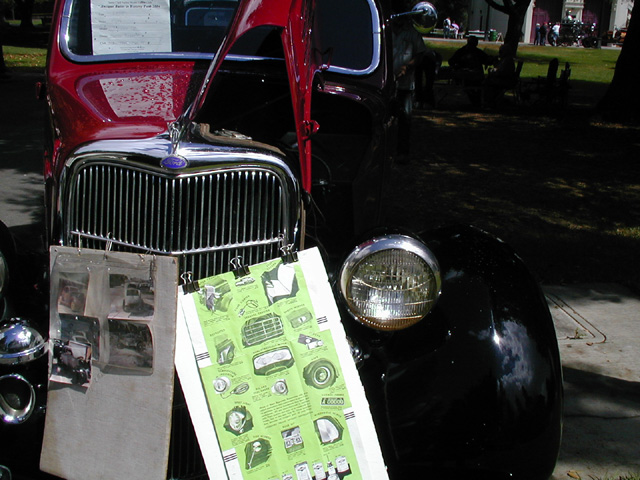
484, 44, 516, 105
448, 36, 492, 85
448, 36, 492, 105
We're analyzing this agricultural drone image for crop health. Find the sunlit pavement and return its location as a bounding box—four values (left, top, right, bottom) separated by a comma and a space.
0, 72, 46, 252
546, 283, 640, 479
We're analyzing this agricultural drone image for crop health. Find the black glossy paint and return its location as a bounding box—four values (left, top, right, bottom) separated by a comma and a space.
341, 225, 563, 479
0, 228, 563, 480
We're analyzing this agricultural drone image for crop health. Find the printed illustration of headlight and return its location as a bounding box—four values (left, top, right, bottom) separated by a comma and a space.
339, 235, 441, 330
224, 406, 253, 435
314, 416, 343, 444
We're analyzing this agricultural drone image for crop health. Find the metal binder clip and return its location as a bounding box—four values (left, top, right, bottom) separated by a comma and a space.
279, 238, 298, 264
104, 234, 113, 259
76, 232, 83, 255
230, 256, 250, 278
181, 272, 200, 294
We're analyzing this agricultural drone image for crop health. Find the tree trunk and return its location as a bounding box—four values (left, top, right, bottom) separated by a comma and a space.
485, 0, 533, 55
597, 0, 640, 122
0, 42, 7, 74
17, 0, 35, 29
503, 3, 528, 53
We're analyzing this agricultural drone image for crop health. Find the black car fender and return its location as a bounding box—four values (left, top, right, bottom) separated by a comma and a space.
341, 225, 563, 480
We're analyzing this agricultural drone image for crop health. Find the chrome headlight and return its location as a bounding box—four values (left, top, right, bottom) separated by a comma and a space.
0, 374, 36, 424
0, 319, 47, 366
339, 235, 441, 331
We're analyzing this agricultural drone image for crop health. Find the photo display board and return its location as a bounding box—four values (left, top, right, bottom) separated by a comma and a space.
176, 247, 389, 480
40, 247, 178, 480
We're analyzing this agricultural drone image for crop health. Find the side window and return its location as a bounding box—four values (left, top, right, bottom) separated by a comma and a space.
315, 0, 380, 74
66, 0, 93, 55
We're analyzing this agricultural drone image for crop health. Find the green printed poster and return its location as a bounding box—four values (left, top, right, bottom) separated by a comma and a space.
176, 247, 389, 480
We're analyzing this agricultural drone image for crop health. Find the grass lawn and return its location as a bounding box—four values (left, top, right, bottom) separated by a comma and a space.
3, 46, 47, 72
426, 39, 620, 84
425, 39, 621, 112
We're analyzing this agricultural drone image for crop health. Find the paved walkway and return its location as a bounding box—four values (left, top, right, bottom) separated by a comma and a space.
546, 283, 640, 480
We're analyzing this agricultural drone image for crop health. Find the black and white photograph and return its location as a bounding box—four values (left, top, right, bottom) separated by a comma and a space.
59, 315, 100, 360
108, 273, 155, 320
56, 273, 90, 315
107, 319, 154, 372
50, 338, 92, 388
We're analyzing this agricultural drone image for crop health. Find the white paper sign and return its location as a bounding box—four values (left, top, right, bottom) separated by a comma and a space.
91, 0, 172, 55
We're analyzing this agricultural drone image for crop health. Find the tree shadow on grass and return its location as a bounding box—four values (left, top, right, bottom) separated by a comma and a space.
383, 108, 640, 290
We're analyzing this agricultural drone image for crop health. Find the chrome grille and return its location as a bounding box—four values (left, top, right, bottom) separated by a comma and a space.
63, 158, 297, 480
65, 162, 294, 279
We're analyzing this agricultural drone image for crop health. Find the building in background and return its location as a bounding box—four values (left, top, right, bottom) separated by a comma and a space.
465, 0, 633, 43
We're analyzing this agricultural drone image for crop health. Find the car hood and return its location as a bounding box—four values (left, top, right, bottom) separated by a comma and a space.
46, 61, 207, 178
47, 0, 321, 191
77, 70, 196, 125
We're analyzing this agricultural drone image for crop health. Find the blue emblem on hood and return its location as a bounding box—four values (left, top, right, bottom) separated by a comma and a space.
161, 155, 188, 169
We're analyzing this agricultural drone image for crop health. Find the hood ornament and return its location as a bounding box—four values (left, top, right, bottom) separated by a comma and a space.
161, 115, 189, 169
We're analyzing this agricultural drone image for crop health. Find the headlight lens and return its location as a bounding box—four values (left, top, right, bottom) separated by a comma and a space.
339, 235, 441, 330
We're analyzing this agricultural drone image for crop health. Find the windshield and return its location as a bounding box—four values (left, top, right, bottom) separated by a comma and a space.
61, 0, 381, 74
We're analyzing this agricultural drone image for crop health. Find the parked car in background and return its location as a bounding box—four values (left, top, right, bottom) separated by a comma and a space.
0, 0, 563, 478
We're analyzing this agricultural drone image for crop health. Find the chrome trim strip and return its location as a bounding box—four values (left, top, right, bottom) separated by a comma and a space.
68, 224, 285, 254
323, 0, 382, 76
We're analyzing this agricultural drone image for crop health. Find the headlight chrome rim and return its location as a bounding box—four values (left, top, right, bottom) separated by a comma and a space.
339, 235, 441, 331
0, 318, 48, 366
0, 373, 36, 424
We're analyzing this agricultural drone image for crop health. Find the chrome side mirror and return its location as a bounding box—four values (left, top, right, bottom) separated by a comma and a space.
390, 2, 438, 34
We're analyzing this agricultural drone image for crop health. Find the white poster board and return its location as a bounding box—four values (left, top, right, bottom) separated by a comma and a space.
91, 0, 172, 55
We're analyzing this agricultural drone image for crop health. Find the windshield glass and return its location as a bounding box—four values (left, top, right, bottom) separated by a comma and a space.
62, 0, 380, 73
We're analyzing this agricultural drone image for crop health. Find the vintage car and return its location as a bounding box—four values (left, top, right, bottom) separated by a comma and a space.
0, 0, 563, 478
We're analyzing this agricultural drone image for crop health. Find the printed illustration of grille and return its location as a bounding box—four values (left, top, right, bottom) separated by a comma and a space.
65, 162, 293, 280
241, 315, 285, 346
64, 161, 296, 479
